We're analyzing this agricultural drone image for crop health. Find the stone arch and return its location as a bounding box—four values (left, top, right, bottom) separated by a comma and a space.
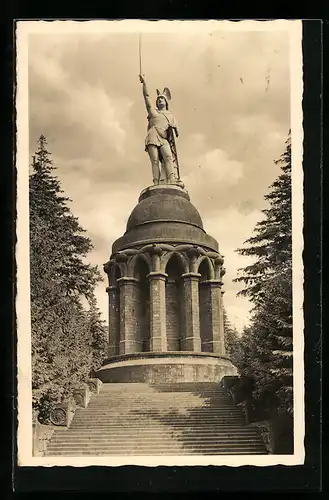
165, 253, 185, 352
198, 256, 215, 281
161, 251, 189, 274
198, 257, 214, 353
109, 263, 122, 286
128, 253, 151, 278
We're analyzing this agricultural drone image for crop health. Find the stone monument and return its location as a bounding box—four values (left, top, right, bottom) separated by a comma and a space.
97, 75, 237, 384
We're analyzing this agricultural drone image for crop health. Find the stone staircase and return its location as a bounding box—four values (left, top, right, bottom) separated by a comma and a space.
45, 382, 267, 456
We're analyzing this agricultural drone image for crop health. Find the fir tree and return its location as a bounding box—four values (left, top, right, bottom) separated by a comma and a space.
30, 135, 100, 300
30, 135, 107, 422
223, 307, 240, 364
235, 133, 291, 306
87, 294, 108, 374
234, 133, 293, 415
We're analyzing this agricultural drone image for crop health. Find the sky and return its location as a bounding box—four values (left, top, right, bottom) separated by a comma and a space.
27, 21, 292, 331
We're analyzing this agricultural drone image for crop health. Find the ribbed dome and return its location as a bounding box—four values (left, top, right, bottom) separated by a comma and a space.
126, 187, 204, 231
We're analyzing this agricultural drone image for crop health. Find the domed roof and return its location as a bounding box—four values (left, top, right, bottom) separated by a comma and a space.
126, 186, 204, 231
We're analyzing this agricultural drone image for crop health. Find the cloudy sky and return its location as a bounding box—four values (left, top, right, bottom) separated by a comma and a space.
26, 21, 293, 331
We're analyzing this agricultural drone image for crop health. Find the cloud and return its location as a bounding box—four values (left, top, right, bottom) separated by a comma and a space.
184, 147, 244, 214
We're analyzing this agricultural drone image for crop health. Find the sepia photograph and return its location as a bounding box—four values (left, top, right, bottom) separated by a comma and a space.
16, 19, 304, 467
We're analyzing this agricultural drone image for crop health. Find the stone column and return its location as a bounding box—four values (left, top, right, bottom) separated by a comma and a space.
220, 289, 226, 355
207, 279, 225, 355
147, 271, 168, 351
117, 276, 139, 354
106, 285, 120, 357
199, 281, 213, 352
181, 272, 202, 352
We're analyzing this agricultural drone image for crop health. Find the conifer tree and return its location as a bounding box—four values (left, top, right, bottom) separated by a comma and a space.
87, 294, 108, 374
235, 133, 291, 306
223, 307, 240, 364
234, 133, 293, 415
30, 135, 100, 301
30, 135, 107, 421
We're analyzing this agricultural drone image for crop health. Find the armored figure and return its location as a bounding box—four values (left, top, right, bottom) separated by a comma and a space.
139, 74, 181, 185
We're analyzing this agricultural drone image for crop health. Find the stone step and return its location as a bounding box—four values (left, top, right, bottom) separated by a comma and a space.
70, 414, 244, 419
66, 426, 250, 433
99, 386, 226, 390
91, 395, 231, 399
70, 419, 246, 429
100, 384, 224, 387
51, 434, 264, 446
43, 381, 265, 457
88, 401, 233, 407
46, 445, 267, 455
89, 402, 232, 407
98, 390, 227, 394
97, 388, 227, 391
74, 408, 243, 414
45, 451, 266, 456
76, 406, 242, 418
46, 448, 266, 456
89, 392, 231, 401
53, 428, 259, 436
69, 421, 245, 428
46, 441, 265, 450
97, 388, 226, 391
93, 394, 230, 397
72, 404, 242, 415
50, 429, 260, 438
89, 397, 232, 402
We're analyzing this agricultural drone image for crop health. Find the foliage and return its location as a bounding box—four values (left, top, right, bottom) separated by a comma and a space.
234, 133, 293, 416
223, 307, 240, 365
87, 294, 108, 374
30, 135, 107, 422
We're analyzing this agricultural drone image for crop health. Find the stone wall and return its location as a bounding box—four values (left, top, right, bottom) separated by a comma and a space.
32, 423, 55, 456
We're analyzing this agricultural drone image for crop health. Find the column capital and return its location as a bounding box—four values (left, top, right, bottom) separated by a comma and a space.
201, 279, 224, 287
182, 272, 201, 280
187, 246, 202, 258
117, 276, 139, 285
214, 255, 224, 265
148, 244, 163, 256
114, 252, 129, 263
147, 271, 168, 281
106, 285, 119, 293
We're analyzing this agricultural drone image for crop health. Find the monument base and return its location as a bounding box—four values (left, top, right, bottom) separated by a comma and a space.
96, 352, 237, 384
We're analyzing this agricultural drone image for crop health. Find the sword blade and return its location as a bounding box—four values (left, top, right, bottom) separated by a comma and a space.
139, 33, 142, 75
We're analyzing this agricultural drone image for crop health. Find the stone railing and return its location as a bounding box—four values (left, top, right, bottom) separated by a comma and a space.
220, 376, 293, 455
33, 378, 103, 455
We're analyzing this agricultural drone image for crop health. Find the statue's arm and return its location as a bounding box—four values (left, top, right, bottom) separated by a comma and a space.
139, 74, 152, 113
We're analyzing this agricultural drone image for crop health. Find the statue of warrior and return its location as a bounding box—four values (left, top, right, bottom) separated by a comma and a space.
139, 74, 181, 185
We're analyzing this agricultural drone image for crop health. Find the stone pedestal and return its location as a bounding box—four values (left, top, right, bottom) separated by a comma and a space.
97, 352, 237, 383
102, 183, 236, 381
